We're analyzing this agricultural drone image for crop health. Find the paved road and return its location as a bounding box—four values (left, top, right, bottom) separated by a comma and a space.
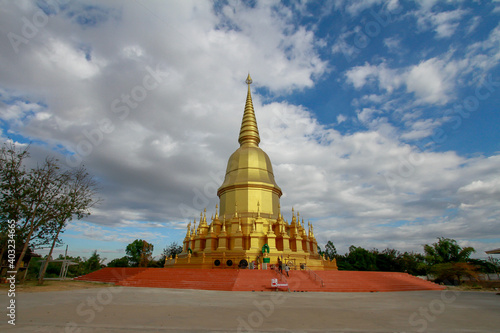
1, 286, 499, 332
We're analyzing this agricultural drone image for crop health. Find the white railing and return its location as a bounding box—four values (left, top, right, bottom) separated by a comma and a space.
305, 267, 324, 287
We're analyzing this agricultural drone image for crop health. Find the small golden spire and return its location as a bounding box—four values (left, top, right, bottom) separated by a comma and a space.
238, 74, 260, 147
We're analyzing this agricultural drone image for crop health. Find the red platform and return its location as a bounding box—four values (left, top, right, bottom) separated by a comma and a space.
74, 268, 444, 292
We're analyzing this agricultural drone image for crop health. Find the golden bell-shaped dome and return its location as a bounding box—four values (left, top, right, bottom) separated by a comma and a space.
218, 145, 282, 194
217, 75, 282, 218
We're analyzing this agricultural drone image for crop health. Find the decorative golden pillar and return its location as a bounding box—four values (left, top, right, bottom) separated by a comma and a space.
281, 221, 291, 253
204, 222, 217, 253
182, 221, 192, 253
248, 219, 261, 251
231, 218, 244, 251
216, 216, 228, 251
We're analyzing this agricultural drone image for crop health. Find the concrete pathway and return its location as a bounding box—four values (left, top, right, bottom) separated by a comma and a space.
1, 286, 499, 332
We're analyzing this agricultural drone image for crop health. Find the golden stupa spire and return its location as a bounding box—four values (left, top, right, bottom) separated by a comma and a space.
238, 74, 260, 147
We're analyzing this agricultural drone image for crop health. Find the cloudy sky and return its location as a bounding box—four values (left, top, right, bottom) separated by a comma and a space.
1, 0, 499, 262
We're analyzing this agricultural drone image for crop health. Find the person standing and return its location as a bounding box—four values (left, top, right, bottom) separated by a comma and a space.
285, 264, 290, 277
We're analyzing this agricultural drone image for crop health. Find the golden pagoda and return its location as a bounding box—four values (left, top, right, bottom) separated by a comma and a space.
165, 75, 337, 270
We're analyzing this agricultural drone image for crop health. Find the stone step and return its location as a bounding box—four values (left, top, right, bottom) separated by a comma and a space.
74, 268, 445, 292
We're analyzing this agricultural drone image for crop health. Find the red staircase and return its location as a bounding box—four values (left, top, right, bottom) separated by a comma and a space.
232, 270, 278, 291
308, 271, 444, 292
73, 267, 148, 283
117, 268, 240, 291
74, 268, 444, 292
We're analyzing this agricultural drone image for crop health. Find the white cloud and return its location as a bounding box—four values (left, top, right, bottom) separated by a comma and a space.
414, 8, 468, 39
336, 114, 347, 124
400, 118, 442, 140
39, 38, 102, 79
333, 0, 400, 16
405, 58, 452, 105
345, 62, 403, 93
345, 55, 467, 106
383, 36, 402, 54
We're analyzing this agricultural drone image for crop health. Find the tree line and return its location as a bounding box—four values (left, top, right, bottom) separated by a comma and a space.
318, 237, 499, 284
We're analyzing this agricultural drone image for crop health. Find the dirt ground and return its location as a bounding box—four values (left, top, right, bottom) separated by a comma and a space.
1, 286, 499, 332
0, 279, 114, 293
1, 279, 498, 294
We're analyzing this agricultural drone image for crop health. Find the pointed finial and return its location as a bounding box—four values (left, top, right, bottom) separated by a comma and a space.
238, 74, 260, 147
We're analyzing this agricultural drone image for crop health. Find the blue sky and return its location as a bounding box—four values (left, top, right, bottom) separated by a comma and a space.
1, 0, 499, 262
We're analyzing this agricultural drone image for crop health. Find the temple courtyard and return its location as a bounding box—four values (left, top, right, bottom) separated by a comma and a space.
1, 284, 499, 332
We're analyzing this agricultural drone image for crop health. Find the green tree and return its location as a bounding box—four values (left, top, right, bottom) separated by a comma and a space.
107, 256, 130, 267
373, 248, 401, 272
0, 143, 100, 278
38, 166, 99, 284
159, 242, 183, 266
317, 245, 324, 257
430, 262, 479, 284
344, 246, 377, 271
324, 241, 337, 261
84, 250, 105, 273
398, 251, 427, 275
126, 239, 154, 267
424, 237, 475, 265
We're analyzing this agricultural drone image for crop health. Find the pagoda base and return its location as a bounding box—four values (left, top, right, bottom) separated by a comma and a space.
165, 251, 337, 270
